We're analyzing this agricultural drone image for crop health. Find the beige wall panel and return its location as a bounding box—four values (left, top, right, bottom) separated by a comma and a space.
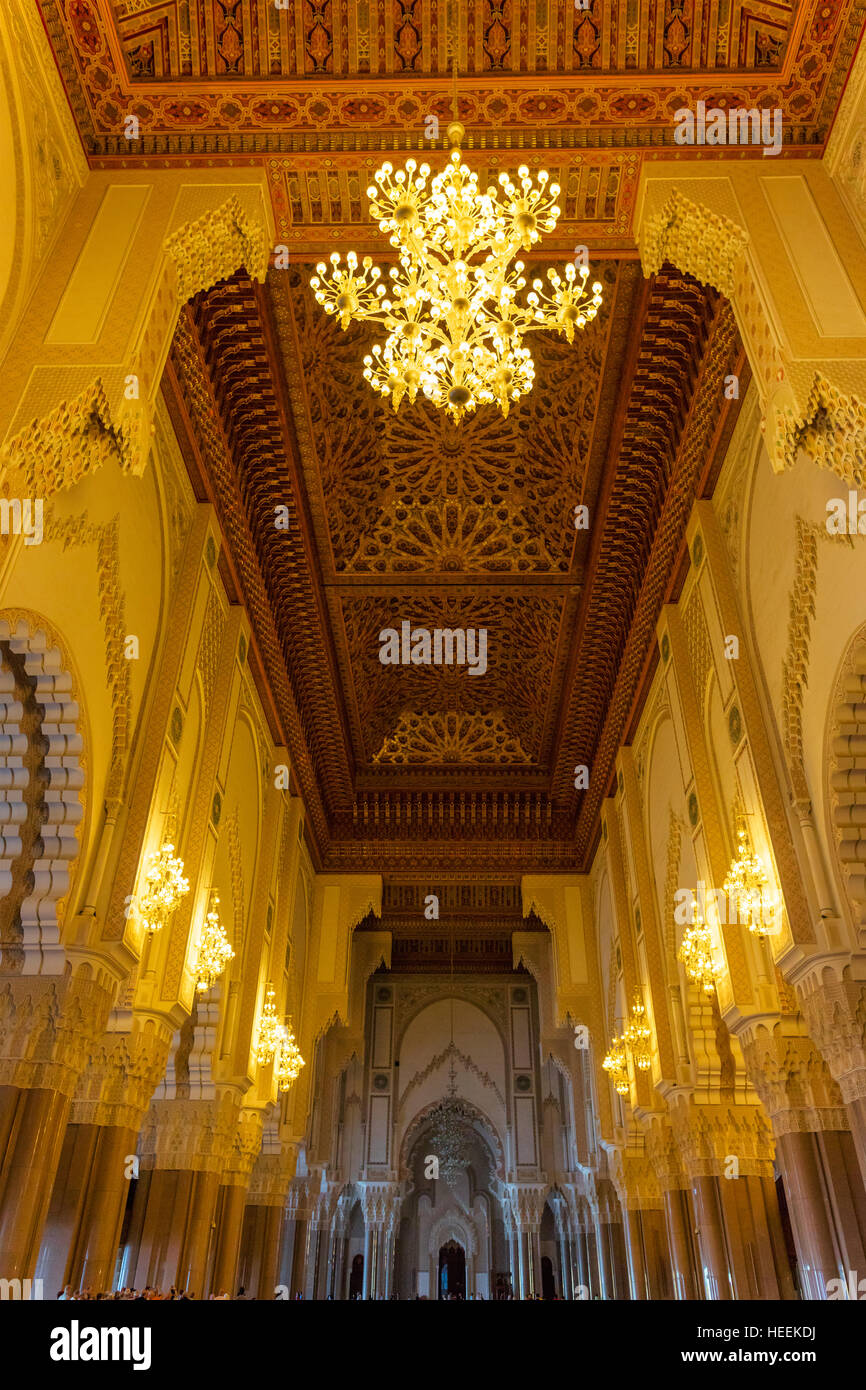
46, 186, 151, 346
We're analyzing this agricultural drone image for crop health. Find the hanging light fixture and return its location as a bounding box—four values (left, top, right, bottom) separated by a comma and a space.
624, 994, 652, 1071
677, 902, 722, 996
275, 1018, 305, 1092
428, 1054, 473, 1186
135, 840, 189, 934
194, 891, 234, 993
602, 1034, 630, 1096
427, 921, 472, 1186
308, 68, 603, 423
723, 814, 779, 937
255, 983, 283, 1066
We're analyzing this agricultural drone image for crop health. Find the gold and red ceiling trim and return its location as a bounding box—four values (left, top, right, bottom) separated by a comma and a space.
38, 0, 865, 249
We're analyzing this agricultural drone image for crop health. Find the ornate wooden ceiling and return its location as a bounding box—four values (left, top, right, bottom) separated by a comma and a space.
40, 0, 785, 875
164, 257, 746, 876
40, 0, 865, 249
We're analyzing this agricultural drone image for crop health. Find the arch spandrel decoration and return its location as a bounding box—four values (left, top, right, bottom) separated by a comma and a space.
0, 193, 271, 497
397, 1096, 506, 1181
638, 185, 866, 486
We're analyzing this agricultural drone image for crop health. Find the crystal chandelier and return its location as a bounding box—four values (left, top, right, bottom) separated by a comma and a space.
428, 1055, 473, 1187
602, 1034, 630, 1096
624, 994, 652, 1071
255, 983, 283, 1066
275, 1019, 305, 1092
194, 891, 234, 993
723, 815, 779, 937
677, 902, 721, 996
309, 117, 603, 422
136, 840, 189, 934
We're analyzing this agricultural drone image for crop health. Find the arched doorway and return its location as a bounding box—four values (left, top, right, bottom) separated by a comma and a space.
438, 1240, 465, 1300
541, 1255, 556, 1300
349, 1253, 364, 1300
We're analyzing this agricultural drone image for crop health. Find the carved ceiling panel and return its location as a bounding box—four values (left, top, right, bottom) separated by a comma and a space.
274, 264, 619, 577
165, 259, 742, 874
340, 590, 565, 763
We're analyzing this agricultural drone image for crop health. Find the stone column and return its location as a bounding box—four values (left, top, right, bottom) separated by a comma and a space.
36, 1121, 98, 1295
242, 1140, 296, 1299
211, 1182, 246, 1297
739, 1017, 866, 1298
797, 970, 866, 1191
690, 1178, 733, 1300
641, 1206, 674, 1299
131, 1094, 241, 1293
573, 1224, 589, 1296
361, 1223, 373, 1299
777, 1130, 866, 1298
506, 1221, 519, 1295
76, 1124, 139, 1293
663, 1188, 699, 1300
585, 1225, 601, 1299
596, 1218, 616, 1299
556, 1219, 571, 1299
623, 1206, 648, 1300
0, 1087, 71, 1280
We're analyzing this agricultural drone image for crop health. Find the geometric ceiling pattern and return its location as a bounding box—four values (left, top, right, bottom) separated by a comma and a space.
40, 0, 824, 875
40, 0, 866, 249
166, 262, 744, 876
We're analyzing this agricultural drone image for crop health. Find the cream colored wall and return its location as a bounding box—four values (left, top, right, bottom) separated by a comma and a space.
397, 998, 507, 1152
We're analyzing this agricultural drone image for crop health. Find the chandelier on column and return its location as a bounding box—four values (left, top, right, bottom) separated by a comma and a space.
623, 994, 652, 1071
135, 839, 189, 934
603, 993, 653, 1095
255, 983, 283, 1066
723, 814, 780, 937
601, 1034, 630, 1096
677, 902, 722, 995
309, 79, 603, 422
276, 1018, 305, 1093
194, 891, 234, 992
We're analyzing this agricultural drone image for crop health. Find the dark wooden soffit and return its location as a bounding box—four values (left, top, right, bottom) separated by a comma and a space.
166, 265, 743, 874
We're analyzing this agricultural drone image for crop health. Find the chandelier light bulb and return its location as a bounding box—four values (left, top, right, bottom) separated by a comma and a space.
309, 141, 603, 422
624, 994, 652, 1071
677, 904, 722, 996
602, 1035, 630, 1096
275, 1017, 305, 1092
194, 891, 234, 993
135, 840, 189, 934
723, 816, 780, 937
255, 983, 284, 1067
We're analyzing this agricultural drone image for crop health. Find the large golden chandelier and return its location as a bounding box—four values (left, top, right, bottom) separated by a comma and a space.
310, 118, 603, 422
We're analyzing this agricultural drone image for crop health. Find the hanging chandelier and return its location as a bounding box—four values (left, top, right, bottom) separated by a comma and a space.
309, 115, 603, 422
428, 1055, 473, 1187
723, 815, 779, 937
194, 891, 234, 993
255, 983, 283, 1066
602, 1034, 630, 1096
623, 994, 652, 1071
276, 1018, 305, 1092
677, 903, 721, 995
603, 993, 653, 1096
136, 840, 189, 934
